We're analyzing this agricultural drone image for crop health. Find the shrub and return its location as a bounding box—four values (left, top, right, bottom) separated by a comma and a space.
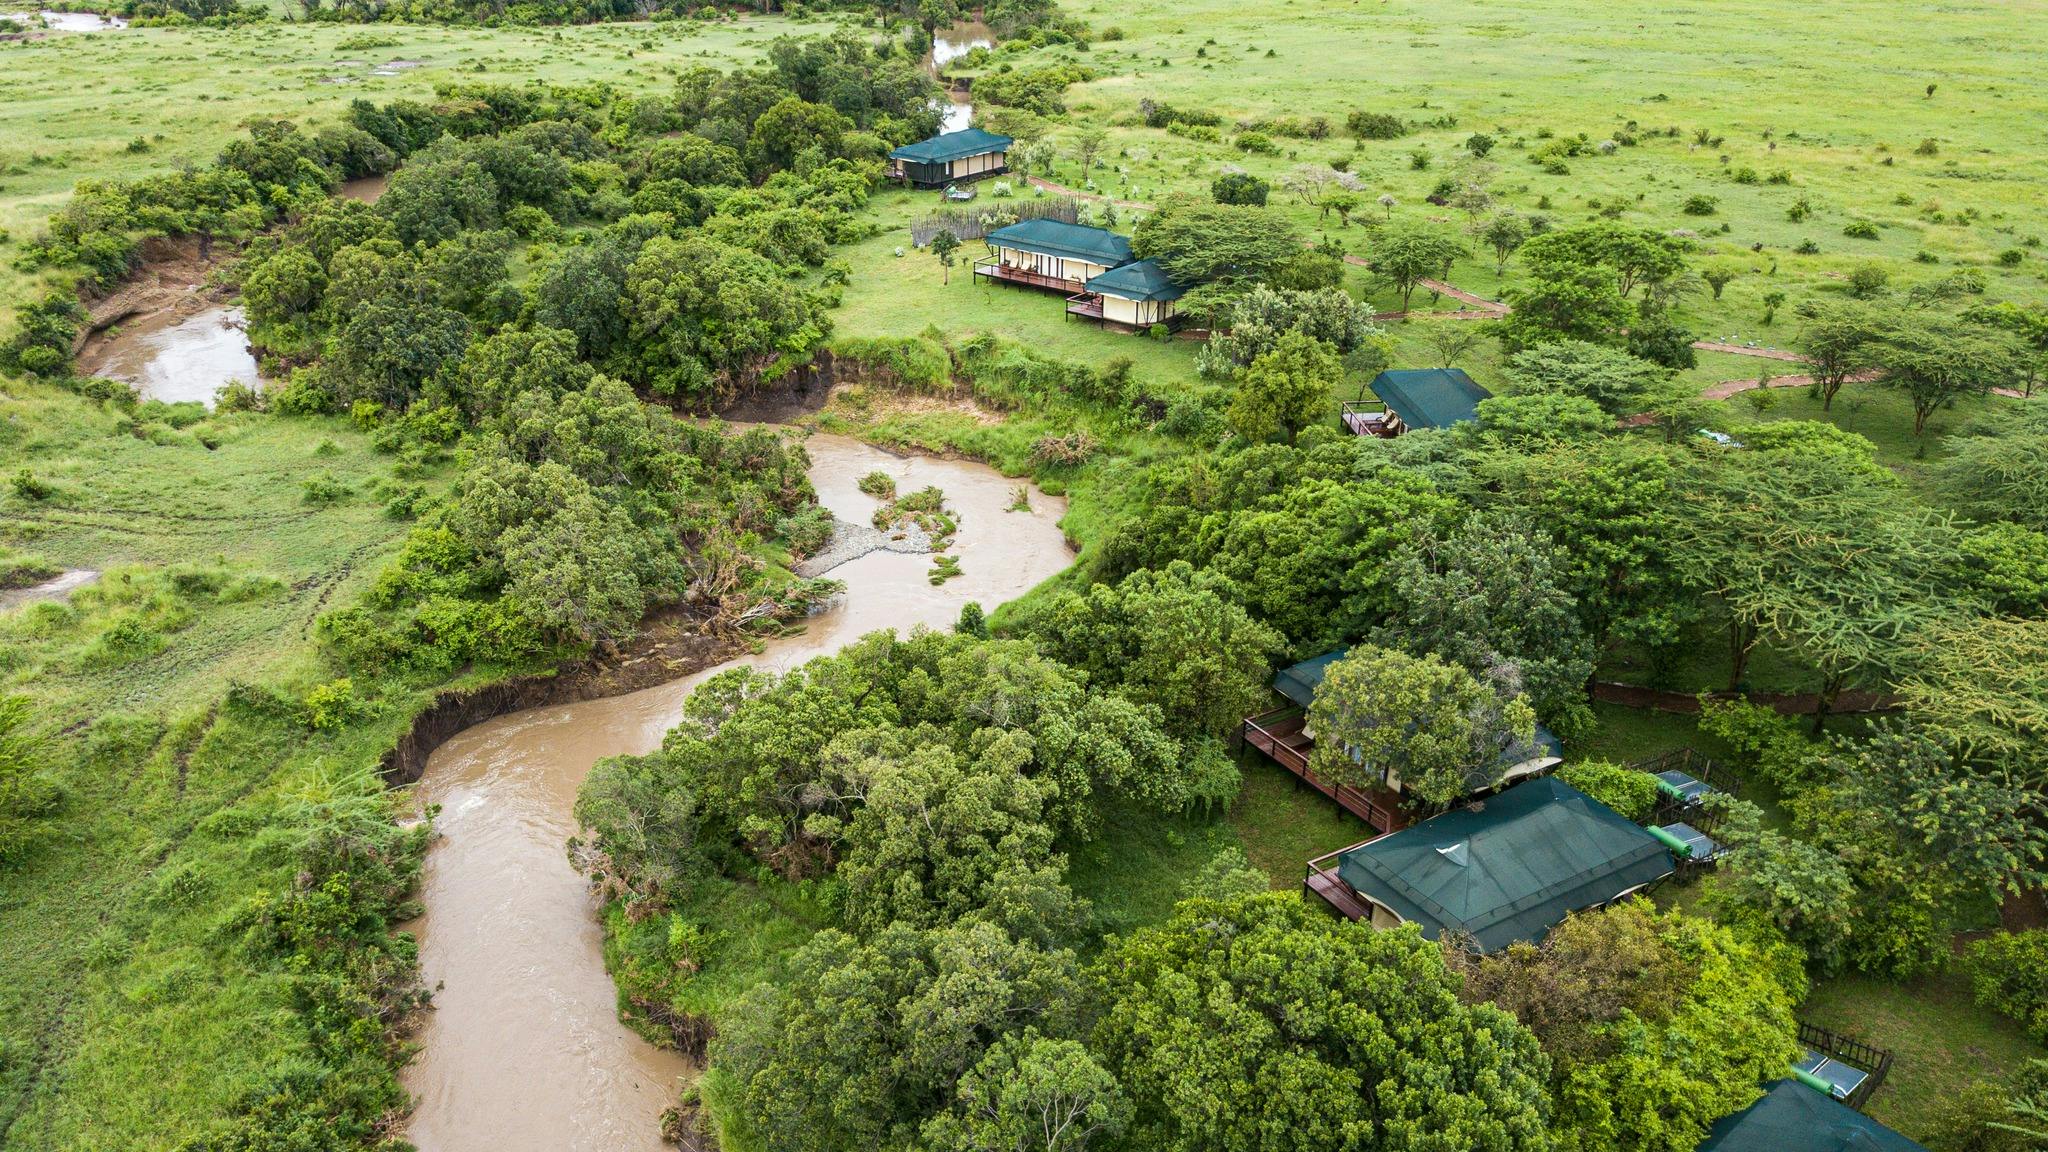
1555, 760, 1660, 821
10, 469, 52, 501
301, 472, 353, 506
1697, 698, 1830, 790
1233, 132, 1278, 155
1210, 172, 1269, 206
1999, 248, 2025, 266
1842, 219, 1880, 239
856, 471, 897, 499
1682, 194, 1719, 216
1794, 239, 1821, 254
1465, 132, 1495, 157
1730, 166, 1759, 184
1966, 931, 2048, 1044
1346, 110, 1406, 140
1029, 430, 1100, 467
1915, 138, 1939, 156
1846, 265, 1890, 297
774, 504, 836, 558
302, 678, 371, 731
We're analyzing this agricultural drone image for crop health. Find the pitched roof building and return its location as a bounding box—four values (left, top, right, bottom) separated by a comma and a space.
888, 128, 1013, 189
1344, 368, 1493, 437
975, 219, 1136, 294
1325, 777, 1674, 950
1697, 1080, 1928, 1152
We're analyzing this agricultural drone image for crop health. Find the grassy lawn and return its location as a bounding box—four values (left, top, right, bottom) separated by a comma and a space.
834, 187, 1204, 393
1804, 969, 2043, 1141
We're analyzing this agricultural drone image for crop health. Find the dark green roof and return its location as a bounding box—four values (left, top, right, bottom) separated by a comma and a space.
1336, 777, 1673, 951
984, 219, 1134, 266
1084, 258, 1186, 302
889, 128, 1014, 165
1371, 368, 1492, 430
1698, 1081, 1927, 1152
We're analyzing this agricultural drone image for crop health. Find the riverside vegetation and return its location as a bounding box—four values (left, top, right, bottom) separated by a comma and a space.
3, 1, 2048, 1151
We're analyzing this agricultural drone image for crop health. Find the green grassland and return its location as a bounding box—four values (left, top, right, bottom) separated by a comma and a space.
0, 12, 844, 326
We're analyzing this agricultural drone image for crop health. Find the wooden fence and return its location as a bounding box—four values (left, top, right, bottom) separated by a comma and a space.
909, 196, 1080, 248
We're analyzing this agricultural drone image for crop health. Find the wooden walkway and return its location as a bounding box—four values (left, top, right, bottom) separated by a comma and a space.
1241, 709, 1407, 834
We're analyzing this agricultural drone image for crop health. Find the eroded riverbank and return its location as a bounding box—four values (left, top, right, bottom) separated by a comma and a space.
399, 432, 1072, 1152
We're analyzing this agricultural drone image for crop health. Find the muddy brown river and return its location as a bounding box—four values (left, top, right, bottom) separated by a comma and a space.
400, 433, 1072, 1152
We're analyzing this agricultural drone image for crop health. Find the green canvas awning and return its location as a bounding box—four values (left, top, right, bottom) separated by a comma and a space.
983, 219, 1134, 266
1370, 368, 1492, 430
1697, 1080, 1927, 1152
1084, 258, 1187, 302
1336, 777, 1673, 951
888, 128, 1014, 165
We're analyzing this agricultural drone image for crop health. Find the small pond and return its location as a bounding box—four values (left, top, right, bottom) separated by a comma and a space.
87, 305, 262, 408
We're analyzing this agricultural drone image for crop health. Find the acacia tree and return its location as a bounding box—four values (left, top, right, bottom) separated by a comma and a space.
1362, 220, 1468, 311
1476, 210, 1531, 274
1306, 644, 1537, 806
1872, 314, 2028, 434
1670, 452, 1958, 701
1894, 617, 2048, 775
1503, 340, 1669, 414
1092, 892, 1552, 1152
1497, 261, 1632, 350
1067, 127, 1108, 182
1130, 195, 1303, 285
1519, 221, 1688, 299
1794, 303, 1886, 411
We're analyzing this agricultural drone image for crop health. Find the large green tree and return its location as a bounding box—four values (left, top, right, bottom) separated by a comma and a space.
1307, 644, 1537, 806
1130, 195, 1303, 285
1092, 893, 1552, 1152
1449, 901, 1802, 1152
1011, 561, 1287, 740
1226, 330, 1341, 443
1871, 313, 2029, 435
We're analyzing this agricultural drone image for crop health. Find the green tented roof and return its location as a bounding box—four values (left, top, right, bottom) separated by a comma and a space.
1336, 777, 1673, 951
1085, 258, 1186, 302
984, 219, 1134, 266
1371, 368, 1492, 430
1697, 1080, 1928, 1152
888, 127, 1014, 165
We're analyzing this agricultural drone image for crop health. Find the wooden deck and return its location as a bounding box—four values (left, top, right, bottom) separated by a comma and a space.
1065, 292, 1104, 319
1241, 708, 1408, 835
1341, 400, 1397, 438
972, 259, 1084, 293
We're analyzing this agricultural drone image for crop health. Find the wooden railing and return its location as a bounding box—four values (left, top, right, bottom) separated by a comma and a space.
1065, 292, 1104, 319
1798, 1020, 1893, 1111
1241, 708, 1406, 834
1303, 843, 1378, 921
1340, 400, 1395, 438
972, 258, 1083, 292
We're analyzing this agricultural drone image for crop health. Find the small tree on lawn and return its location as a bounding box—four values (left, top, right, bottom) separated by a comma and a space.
1069, 128, 1109, 182
1477, 211, 1531, 275
1873, 313, 2027, 434
1307, 644, 1537, 807
1364, 221, 1468, 312
931, 229, 962, 284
